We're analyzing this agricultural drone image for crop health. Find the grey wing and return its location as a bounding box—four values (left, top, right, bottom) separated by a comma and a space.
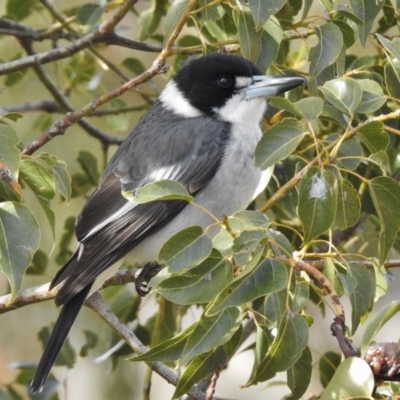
52, 106, 230, 305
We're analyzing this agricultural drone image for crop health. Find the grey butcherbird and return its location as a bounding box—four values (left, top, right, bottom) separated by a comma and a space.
30, 53, 305, 393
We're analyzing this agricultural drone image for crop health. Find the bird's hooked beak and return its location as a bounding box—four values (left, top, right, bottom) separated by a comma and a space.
243, 75, 307, 100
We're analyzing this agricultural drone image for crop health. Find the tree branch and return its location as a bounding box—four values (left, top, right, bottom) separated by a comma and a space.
21, 0, 200, 155
18, 39, 123, 150
86, 293, 206, 400
0, 269, 140, 314
1, 100, 146, 115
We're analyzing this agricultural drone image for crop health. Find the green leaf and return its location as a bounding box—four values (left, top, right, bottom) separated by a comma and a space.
159, 226, 213, 273
132, 325, 194, 362
121, 58, 146, 75
139, 0, 167, 41
335, 136, 363, 170
247, 311, 308, 385
355, 79, 387, 113
320, 357, 374, 399
348, 263, 375, 334
248, 0, 286, 29
351, 0, 384, 46
0, 124, 20, 181
319, 78, 362, 115
292, 279, 309, 312
232, 229, 266, 266
295, 97, 324, 121
0, 112, 23, 122
248, 324, 271, 382
309, 23, 343, 78
79, 330, 99, 357
173, 347, 228, 399
263, 289, 287, 326
227, 210, 269, 232
198, 0, 222, 21
26, 249, 48, 275
332, 20, 356, 48
286, 346, 312, 400
77, 150, 99, 186
6, 0, 36, 20
361, 302, 400, 356
130, 180, 193, 203
180, 307, 241, 365
319, 351, 341, 388
266, 229, 293, 257
334, 179, 361, 229
255, 118, 304, 170
298, 168, 337, 243
256, 16, 283, 72
385, 57, 400, 99
0, 202, 40, 301
370, 258, 387, 300
356, 121, 389, 154
234, 10, 262, 62
164, 0, 192, 45
206, 258, 288, 315
368, 177, 400, 264
19, 157, 56, 239
19, 157, 55, 199
157, 249, 233, 304
76, 3, 103, 27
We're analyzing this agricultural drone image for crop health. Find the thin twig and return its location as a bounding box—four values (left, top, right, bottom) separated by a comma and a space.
18, 39, 123, 149
1, 100, 146, 115
0, 268, 139, 314
86, 293, 206, 400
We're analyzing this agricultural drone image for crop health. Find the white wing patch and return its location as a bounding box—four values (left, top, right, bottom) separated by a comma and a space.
81, 200, 135, 241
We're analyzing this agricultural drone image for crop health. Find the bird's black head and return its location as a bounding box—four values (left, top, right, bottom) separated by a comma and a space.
159, 53, 306, 123
173, 53, 262, 115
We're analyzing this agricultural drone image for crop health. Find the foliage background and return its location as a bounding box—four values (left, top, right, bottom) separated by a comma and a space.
1, 0, 400, 399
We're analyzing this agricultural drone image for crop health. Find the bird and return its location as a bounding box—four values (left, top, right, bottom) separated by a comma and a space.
30, 53, 305, 393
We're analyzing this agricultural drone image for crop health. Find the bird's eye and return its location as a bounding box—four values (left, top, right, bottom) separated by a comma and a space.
217, 75, 233, 88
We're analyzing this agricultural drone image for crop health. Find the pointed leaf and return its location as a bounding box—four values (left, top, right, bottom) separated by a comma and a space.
255, 119, 305, 170
77, 150, 99, 186
255, 17, 283, 72
309, 23, 343, 78
131, 180, 193, 203
355, 79, 387, 113
235, 10, 262, 62
286, 346, 312, 400
356, 121, 389, 154
164, 0, 192, 44
247, 311, 308, 385
157, 249, 233, 304
348, 263, 374, 334
159, 226, 213, 273
0, 124, 20, 180
132, 325, 194, 362
368, 177, 400, 264
295, 97, 324, 121
0, 202, 40, 301
334, 179, 361, 229
298, 168, 337, 243
248, 0, 286, 29
319, 78, 362, 115
319, 351, 341, 388
207, 258, 287, 315
173, 347, 228, 399
385, 57, 400, 99
361, 302, 400, 356
350, 0, 384, 46
320, 357, 374, 399
180, 308, 241, 365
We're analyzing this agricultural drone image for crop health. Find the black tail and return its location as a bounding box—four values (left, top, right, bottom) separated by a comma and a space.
30, 284, 91, 393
